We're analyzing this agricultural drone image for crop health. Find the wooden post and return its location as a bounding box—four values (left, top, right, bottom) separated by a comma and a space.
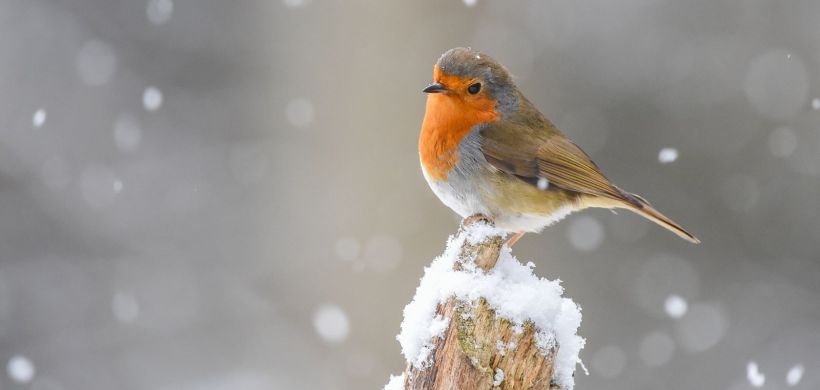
401, 215, 565, 390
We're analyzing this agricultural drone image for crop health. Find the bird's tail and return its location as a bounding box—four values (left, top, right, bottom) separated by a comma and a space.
615, 188, 700, 244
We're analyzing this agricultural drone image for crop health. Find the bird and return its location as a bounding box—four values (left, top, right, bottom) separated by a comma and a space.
419, 47, 699, 246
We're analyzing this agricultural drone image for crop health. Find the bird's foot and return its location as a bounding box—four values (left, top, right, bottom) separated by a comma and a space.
506, 231, 526, 247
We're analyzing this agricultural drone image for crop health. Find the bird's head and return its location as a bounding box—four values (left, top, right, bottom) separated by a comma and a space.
423, 47, 520, 118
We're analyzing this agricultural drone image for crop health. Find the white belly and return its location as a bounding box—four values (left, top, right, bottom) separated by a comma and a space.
422, 166, 490, 219
422, 164, 577, 233
495, 206, 576, 233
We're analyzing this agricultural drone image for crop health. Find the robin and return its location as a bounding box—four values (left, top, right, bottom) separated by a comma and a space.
419, 47, 699, 246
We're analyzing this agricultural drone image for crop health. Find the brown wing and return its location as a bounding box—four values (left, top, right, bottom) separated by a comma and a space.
479, 119, 625, 201
479, 111, 701, 244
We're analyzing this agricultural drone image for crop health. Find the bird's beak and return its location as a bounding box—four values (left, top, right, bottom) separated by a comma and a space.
423, 82, 447, 94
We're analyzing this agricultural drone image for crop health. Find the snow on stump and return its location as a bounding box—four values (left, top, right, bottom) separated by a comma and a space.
385, 215, 585, 390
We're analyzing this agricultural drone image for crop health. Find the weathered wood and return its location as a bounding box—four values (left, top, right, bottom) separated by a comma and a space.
457, 215, 504, 272
403, 216, 564, 390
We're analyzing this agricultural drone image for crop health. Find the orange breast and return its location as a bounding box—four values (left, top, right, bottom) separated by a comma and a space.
419, 73, 500, 180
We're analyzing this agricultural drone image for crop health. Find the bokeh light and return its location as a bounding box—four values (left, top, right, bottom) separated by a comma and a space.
75, 40, 117, 86
638, 331, 676, 367
632, 254, 700, 318
674, 303, 729, 353
335, 236, 361, 262
313, 304, 351, 344
146, 0, 174, 25
768, 127, 797, 158
1, 1, 818, 389
786, 364, 804, 386
285, 98, 315, 128
590, 345, 626, 378
744, 50, 808, 121
663, 294, 688, 319
566, 215, 605, 252
746, 361, 765, 388
7, 356, 35, 384
142, 87, 163, 111
32, 109, 47, 128
363, 234, 403, 273
657, 147, 679, 164
113, 114, 143, 152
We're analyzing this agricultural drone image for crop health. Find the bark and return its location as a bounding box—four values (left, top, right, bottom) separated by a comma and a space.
402, 215, 565, 390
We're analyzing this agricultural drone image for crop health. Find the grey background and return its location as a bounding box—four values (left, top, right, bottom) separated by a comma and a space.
1, 0, 819, 389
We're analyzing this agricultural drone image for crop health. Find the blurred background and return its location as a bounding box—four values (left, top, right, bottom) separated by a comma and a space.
1, 0, 819, 389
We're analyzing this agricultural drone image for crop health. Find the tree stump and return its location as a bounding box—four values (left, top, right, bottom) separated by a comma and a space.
401, 215, 566, 390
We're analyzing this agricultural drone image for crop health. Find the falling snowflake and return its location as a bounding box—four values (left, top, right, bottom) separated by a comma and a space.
658, 148, 679, 164
313, 304, 350, 344
786, 364, 803, 386
32, 109, 46, 128
6, 356, 35, 383
143, 87, 163, 111
664, 294, 688, 319
746, 361, 765, 387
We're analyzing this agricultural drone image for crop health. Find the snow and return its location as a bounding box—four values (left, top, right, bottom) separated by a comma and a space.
786, 364, 803, 386
496, 340, 506, 355
493, 368, 504, 386
658, 147, 678, 164
7, 356, 35, 383
32, 109, 46, 128
495, 339, 516, 356
428, 315, 450, 338
143, 87, 163, 111
382, 373, 404, 390
633, 254, 699, 317
746, 361, 765, 387
663, 294, 688, 319
396, 221, 584, 389
313, 304, 350, 344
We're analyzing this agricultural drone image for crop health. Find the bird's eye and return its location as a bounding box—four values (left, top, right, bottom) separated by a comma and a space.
467, 83, 481, 95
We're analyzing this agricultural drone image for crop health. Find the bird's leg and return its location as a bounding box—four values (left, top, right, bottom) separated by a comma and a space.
506, 231, 526, 247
